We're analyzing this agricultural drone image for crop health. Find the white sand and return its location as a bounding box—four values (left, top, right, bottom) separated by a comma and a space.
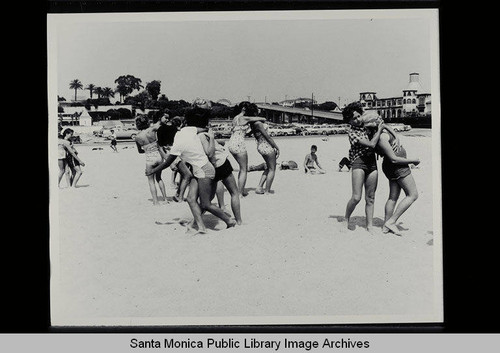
51, 130, 442, 326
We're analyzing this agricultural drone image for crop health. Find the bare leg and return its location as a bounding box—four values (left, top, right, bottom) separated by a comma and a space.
222, 174, 242, 225
58, 160, 67, 187
383, 180, 401, 232
384, 175, 418, 234
175, 161, 192, 202
147, 175, 159, 205
66, 165, 73, 187
256, 169, 268, 193
185, 178, 207, 233
232, 152, 248, 196
71, 165, 83, 188
262, 151, 277, 193
155, 171, 168, 201
364, 169, 378, 233
198, 178, 236, 228
343, 168, 365, 229
215, 182, 226, 209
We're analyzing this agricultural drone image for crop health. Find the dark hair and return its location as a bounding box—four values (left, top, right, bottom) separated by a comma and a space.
62, 128, 74, 137
135, 115, 150, 130
169, 116, 183, 127
234, 101, 259, 117
342, 102, 364, 123
311, 145, 317, 151
185, 106, 210, 128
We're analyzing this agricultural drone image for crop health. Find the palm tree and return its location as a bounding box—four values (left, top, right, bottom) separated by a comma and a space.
86, 83, 96, 99
94, 87, 103, 99
114, 75, 143, 103
101, 87, 115, 99
69, 79, 83, 102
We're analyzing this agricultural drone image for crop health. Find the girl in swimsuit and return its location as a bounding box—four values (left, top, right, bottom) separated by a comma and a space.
376, 130, 420, 236
58, 128, 85, 188
66, 139, 84, 187
135, 115, 167, 205
226, 102, 266, 197
249, 120, 280, 195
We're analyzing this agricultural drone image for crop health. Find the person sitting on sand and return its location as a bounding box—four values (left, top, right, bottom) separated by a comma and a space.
304, 145, 326, 174
58, 128, 85, 188
226, 101, 267, 197
375, 128, 420, 236
280, 160, 299, 170
135, 115, 168, 205
109, 130, 118, 152
147, 99, 236, 234
338, 157, 351, 171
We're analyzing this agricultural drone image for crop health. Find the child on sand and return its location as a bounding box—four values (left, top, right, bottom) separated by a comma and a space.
304, 145, 326, 174
109, 130, 118, 152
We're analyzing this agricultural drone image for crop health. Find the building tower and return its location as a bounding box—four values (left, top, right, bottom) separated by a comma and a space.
402, 72, 422, 116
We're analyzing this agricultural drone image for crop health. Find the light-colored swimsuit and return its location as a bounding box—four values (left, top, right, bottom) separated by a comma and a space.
255, 125, 275, 156
142, 141, 163, 165
58, 140, 67, 160
227, 122, 248, 155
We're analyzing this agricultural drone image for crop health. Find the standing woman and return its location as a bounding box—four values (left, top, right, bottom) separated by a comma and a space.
341, 102, 385, 233
376, 130, 420, 235
135, 115, 167, 205
226, 101, 266, 196
58, 128, 85, 188
249, 119, 280, 195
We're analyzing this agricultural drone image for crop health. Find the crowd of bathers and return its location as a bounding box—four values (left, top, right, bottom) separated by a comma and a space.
58, 99, 421, 236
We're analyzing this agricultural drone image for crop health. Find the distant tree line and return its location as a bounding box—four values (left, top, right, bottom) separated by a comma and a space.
62, 75, 341, 122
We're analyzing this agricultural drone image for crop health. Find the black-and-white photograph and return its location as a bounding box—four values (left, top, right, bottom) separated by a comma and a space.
48, 9, 442, 326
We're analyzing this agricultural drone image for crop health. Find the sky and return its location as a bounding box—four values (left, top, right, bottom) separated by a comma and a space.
50, 10, 437, 107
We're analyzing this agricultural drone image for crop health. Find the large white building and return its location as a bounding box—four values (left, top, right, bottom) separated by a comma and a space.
360, 73, 431, 119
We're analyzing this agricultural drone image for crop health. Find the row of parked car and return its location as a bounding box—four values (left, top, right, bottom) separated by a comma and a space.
93, 126, 139, 140
85, 122, 411, 142
211, 123, 351, 138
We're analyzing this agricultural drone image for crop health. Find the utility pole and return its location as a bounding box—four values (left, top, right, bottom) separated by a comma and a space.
311, 92, 314, 122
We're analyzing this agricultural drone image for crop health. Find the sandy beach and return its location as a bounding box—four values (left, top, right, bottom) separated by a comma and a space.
51, 129, 442, 326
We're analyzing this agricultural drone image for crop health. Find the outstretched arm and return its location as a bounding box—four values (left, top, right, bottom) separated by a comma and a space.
242, 116, 266, 124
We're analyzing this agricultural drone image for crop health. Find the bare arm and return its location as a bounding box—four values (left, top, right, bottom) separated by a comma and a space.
381, 124, 400, 151
199, 132, 215, 159
64, 141, 85, 165
356, 123, 384, 149
136, 141, 145, 154
315, 156, 323, 170
241, 116, 266, 124
304, 154, 311, 172
378, 134, 420, 165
